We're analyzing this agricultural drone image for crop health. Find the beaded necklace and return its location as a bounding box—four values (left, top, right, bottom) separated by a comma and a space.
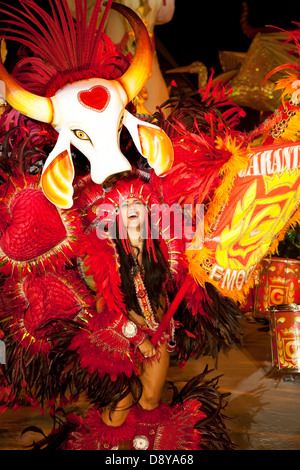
132, 261, 160, 331
131, 247, 176, 351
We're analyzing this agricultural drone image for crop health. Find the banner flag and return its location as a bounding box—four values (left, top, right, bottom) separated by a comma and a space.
187, 140, 300, 302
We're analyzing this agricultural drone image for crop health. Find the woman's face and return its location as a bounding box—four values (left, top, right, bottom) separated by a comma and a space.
119, 197, 146, 231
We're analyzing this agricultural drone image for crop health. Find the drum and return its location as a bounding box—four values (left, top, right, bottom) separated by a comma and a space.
253, 257, 300, 321
269, 304, 300, 372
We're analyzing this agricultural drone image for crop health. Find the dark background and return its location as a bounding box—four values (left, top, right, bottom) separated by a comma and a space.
1, 0, 299, 132
2, 1, 300, 72
155, 1, 300, 73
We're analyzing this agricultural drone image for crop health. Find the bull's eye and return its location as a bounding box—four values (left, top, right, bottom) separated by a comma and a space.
72, 129, 90, 140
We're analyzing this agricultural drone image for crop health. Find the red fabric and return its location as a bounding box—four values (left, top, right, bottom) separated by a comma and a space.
68, 313, 141, 380
133, 400, 205, 450
113, 315, 147, 347
65, 399, 205, 450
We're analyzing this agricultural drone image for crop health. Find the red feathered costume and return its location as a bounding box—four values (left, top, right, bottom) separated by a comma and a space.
7, 0, 300, 451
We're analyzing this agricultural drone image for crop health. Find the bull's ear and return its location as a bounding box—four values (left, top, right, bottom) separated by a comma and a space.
123, 111, 174, 176
41, 148, 74, 209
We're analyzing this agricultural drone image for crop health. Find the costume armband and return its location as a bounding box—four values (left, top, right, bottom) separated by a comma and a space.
114, 318, 146, 348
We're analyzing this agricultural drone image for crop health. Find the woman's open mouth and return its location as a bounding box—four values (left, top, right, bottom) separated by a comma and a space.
128, 212, 139, 219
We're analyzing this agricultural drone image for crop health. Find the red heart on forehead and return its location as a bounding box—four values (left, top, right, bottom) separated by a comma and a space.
78, 85, 111, 112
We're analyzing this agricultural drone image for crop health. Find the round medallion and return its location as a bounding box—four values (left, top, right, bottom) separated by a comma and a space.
133, 435, 150, 450
122, 320, 137, 338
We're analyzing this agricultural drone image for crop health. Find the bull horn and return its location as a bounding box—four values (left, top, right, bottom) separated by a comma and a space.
0, 60, 53, 123
111, 3, 153, 103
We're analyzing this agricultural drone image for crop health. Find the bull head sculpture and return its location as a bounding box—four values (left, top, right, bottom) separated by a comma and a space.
0, 3, 173, 208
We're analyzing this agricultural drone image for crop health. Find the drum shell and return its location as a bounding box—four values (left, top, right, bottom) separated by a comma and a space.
269, 304, 300, 372
253, 258, 300, 321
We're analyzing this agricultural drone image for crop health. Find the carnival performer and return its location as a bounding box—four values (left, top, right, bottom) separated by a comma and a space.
96, 181, 173, 427
53, 171, 232, 451
0, 0, 235, 450
70, 175, 178, 437
4, 0, 300, 452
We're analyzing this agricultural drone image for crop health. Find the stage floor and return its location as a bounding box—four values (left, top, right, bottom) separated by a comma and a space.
0, 317, 300, 450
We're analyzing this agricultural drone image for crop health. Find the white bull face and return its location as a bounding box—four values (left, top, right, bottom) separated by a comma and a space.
51, 79, 131, 185
41, 78, 132, 208
41, 77, 174, 209
0, 3, 174, 209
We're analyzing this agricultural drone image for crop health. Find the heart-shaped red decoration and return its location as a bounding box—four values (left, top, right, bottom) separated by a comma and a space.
78, 85, 111, 113
23, 272, 87, 340
0, 188, 66, 262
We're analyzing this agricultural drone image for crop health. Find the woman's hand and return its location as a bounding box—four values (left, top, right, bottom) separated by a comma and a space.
138, 338, 156, 358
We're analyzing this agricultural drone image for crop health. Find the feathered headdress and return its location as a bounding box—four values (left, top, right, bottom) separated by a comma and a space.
95, 174, 161, 261
0, 0, 147, 106
0, 1, 127, 128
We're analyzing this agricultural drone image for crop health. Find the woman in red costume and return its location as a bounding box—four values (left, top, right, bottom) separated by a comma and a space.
100, 190, 172, 426
60, 173, 231, 450
68, 175, 180, 441
84, 176, 176, 429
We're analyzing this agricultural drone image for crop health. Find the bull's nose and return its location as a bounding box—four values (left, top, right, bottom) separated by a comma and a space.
101, 171, 131, 191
